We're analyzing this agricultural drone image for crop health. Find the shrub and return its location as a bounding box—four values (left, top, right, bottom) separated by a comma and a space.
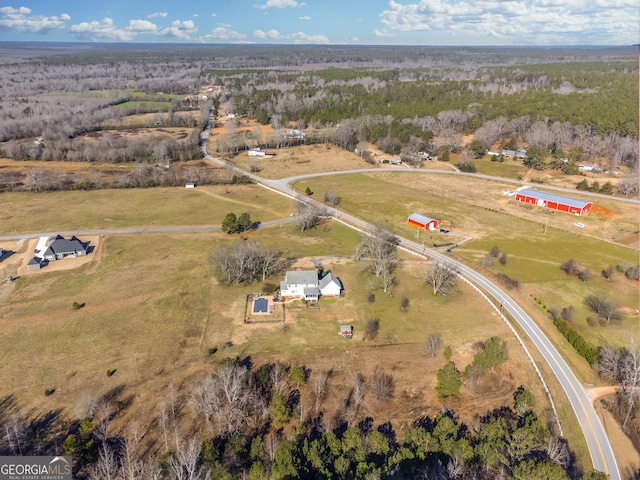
553, 318, 598, 364
44, 388, 55, 396
365, 318, 380, 340
367, 293, 376, 303
560, 258, 581, 276
400, 296, 409, 311
444, 345, 452, 361
496, 273, 520, 289
304, 186, 313, 195
72, 301, 83, 310
106, 369, 116, 377
577, 269, 592, 282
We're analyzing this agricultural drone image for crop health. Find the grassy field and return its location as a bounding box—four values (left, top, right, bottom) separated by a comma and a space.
293, 172, 639, 351
0, 185, 294, 234
0, 223, 554, 446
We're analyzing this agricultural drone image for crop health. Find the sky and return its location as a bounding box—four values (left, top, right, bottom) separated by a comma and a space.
0, 0, 637, 46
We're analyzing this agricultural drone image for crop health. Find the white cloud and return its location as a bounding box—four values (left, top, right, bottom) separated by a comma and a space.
298, 15, 311, 20
373, 28, 394, 37
254, 29, 329, 44
148, 12, 168, 19
70, 17, 135, 41
254, 29, 283, 39
256, 0, 306, 10
211, 13, 217, 17
160, 19, 197, 40
199, 24, 246, 42
0, 6, 69, 34
378, 0, 640, 44
126, 19, 158, 34
192, 13, 199, 18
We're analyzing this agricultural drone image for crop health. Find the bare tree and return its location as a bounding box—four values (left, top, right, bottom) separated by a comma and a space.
584, 293, 622, 323
322, 190, 341, 206
424, 262, 459, 296
295, 200, 325, 232
356, 224, 398, 293
425, 333, 442, 357
169, 437, 207, 480
89, 441, 120, 480
371, 368, 395, 402
312, 370, 330, 414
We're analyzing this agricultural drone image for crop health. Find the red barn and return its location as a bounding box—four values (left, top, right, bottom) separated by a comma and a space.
515, 189, 592, 216
408, 213, 439, 230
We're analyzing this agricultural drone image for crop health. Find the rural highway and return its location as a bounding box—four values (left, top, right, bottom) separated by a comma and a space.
200, 133, 621, 478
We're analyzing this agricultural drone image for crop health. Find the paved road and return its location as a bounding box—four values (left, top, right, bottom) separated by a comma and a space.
200, 136, 621, 478
0, 218, 295, 242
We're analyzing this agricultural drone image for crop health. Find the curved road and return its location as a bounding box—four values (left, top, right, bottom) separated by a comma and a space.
201, 133, 621, 478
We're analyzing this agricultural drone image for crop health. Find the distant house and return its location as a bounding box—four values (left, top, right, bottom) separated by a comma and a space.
185, 183, 195, 188
36, 235, 89, 262
578, 161, 598, 172
279, 270, 343, 301
285, 129, 306, 139
248, 148, 275, 158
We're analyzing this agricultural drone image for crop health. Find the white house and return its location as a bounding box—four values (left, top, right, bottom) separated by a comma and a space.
578, 161, 598, 172
280, 270, 343, 300
319, 271, 342, 297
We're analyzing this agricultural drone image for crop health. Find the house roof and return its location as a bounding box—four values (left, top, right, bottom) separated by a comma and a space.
408, 213, 436, 225
319, 271, 341, 290
303, 287, 320, 297
43, 235, 87, 257
285, 270, 318, 286
516, 189, 591, 209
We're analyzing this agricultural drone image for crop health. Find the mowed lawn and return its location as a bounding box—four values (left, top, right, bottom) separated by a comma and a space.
0, 185, 294, 234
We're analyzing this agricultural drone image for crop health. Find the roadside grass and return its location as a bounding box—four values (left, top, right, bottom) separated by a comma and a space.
0, 185, 292, 234
474, 158, 527, 178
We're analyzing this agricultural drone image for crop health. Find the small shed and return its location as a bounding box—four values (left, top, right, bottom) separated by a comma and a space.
339, 325, 353, 339
408, 213, 439, 230
185, 183, 195, 188
27, 257, 42, 271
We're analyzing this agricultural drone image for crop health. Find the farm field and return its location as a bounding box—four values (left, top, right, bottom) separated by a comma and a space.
0, 184, 294, 235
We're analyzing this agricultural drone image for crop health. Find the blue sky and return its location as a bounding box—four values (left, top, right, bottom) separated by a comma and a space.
0, 0, 637, 45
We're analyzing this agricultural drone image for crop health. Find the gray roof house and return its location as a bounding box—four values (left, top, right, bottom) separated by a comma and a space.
40, 235, 89, 262
280, 270, 343, 301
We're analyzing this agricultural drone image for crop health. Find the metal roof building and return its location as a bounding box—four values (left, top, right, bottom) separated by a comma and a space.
514, 189, 593, 216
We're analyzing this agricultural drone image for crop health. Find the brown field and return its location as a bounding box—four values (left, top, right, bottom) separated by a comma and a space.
103, 110, 199, 128
83, 126, 193, 141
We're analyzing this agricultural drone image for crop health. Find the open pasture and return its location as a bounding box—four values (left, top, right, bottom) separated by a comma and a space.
293, 172, 639, 347
0, 184, 294, 234
0, 222, 550, 442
